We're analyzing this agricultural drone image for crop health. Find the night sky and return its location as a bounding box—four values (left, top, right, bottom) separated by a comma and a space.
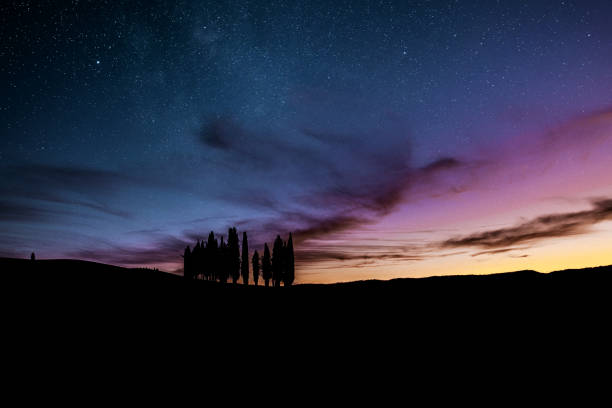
2, 0, 612, 282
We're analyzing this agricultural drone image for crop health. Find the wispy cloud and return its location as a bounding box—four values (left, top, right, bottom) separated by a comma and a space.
296, 246, 426, 265
470, 247, 531, 257
0, 164, 138, 220
0, 201, 63, 222
442, 198, 612, 250
68, 235, 192, 267
2, 164, 125, 192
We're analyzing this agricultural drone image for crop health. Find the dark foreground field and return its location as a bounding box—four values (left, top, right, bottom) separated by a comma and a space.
2, 257, 610, 363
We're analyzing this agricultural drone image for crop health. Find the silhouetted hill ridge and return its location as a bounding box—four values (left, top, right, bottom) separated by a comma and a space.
2, 257, 611, 288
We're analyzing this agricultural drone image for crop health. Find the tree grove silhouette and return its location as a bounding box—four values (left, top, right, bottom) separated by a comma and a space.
182, 228, 295, 287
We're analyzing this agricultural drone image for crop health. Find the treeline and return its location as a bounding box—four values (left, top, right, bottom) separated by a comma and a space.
183, 228, 294, 287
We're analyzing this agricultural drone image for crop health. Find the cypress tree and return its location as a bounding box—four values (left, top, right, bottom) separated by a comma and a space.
284, 233, 295, 286
202, 239, 210, 280
206, 231, 218, 281
183, 245, 192, 280
272, 235, 284, 287
219, 235, 228, 283
241, 231, 249, 285
252, 250, 260, 286
193, 240, 201, 280
228, 227, 240, 284
262, 243, 272, 287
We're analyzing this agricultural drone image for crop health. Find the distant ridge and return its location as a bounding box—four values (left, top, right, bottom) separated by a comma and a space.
0, 257, 181, 281
1, 256, 611, 287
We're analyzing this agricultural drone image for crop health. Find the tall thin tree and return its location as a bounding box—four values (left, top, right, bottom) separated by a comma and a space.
192, 240, 201, 279
183, 245, 192, 280
284, 232, 295, 286
202, 239, 210, 280
228, 227, 240, 284
241, 231, 249, 285
219, 235, 228, 283
262, 243, 272, 287
252, 250, 260, 286
272, 235, 284, 287
206, 231, 218, 281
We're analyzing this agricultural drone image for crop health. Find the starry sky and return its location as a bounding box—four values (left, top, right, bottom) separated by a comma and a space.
2, 0, 612, 282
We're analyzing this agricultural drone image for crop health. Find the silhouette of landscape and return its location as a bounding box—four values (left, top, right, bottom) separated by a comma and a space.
5, 1, 612, 364
3, 255, 610, 305
4, 225, 611, 318
3, 248, 610, 350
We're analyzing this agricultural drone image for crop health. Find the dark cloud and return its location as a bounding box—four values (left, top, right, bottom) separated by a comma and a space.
194, 117, 415, 237
442, 198, 612, 250
197, 117, 332, 175
198, 117, 241, 150
471, 247, 530, 257
292, 215, 369, 243
293, 239, 428, 268
296, 249, 424, 264
419, 157, 462, 173
259, 154, 465, 246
